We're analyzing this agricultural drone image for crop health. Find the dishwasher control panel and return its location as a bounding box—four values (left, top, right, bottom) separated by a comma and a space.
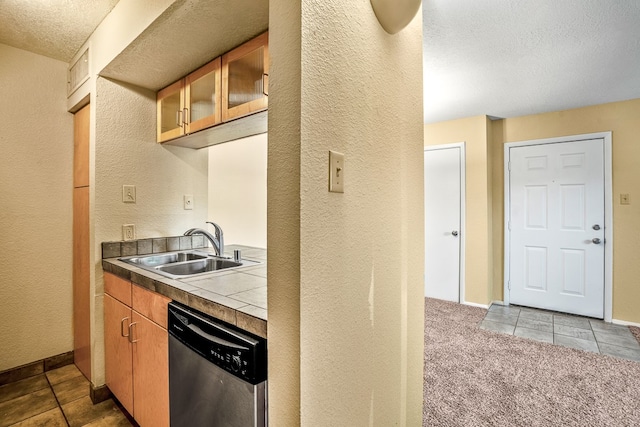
168, 302, 267, 384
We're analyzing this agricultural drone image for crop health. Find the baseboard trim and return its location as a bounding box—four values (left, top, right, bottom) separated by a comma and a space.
90, 383, 112, 404
0, 350, 74, 386
462, 301, 490, 309
612, 319, 640, 328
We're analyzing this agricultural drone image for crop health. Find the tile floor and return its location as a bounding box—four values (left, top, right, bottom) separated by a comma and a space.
480, 304, 640, 362
0, 364, 134, 427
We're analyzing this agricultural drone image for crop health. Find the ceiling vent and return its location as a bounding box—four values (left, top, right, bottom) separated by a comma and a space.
68, 48, 89, 96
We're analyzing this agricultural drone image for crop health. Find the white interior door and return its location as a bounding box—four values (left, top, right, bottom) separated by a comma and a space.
508, 139, 605, 318
424, 145, 463, 302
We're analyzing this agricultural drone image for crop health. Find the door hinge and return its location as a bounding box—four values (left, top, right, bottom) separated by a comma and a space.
508, 221, 511, 231
508, 281, 511, 290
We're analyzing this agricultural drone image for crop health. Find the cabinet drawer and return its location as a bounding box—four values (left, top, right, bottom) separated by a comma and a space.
132, 285, 171, 329
104, 272, 132, 306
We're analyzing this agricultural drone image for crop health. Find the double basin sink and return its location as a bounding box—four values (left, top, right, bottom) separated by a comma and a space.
119, 250, 261, 279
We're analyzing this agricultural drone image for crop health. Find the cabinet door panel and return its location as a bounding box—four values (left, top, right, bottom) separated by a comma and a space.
132, 312, 169, 427
185, 57, 222, 134
222, 32, 269, 121
157, 80, 185, 142
104, 294, 134, 415
104, 272, 132, 306
132, 285, 170, 329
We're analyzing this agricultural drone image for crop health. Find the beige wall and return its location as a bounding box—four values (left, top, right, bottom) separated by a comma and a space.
424, 116, 494, 305
425, 99, 640, 324
208, 134, 267, 248
494, 99, 640, 324
90, 77, 208, 384
0, 44, 74, 371
269, 1, 424, 425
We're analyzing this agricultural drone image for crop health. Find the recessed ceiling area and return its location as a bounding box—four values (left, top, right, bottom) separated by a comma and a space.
0, 0, 119, 62
100, 0, 269, 91
422, 0, 640, 123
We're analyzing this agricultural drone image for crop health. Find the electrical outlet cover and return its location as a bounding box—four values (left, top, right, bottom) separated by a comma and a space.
123, 185, 136, 203
184, 195, 194, 210
329, 150, 345, 193
123, 224, 136, 241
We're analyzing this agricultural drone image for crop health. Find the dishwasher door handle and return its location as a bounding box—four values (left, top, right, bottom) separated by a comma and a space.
188, 323, 249, 351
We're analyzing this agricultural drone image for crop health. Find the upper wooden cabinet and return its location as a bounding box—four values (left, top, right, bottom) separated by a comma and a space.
157, 32, 268, 144
157, 80, 185, 142
222, 31, 269, 122
156, 58, 222, 143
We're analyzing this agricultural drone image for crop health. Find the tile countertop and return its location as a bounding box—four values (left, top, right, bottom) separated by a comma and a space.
102, 244, 267, 338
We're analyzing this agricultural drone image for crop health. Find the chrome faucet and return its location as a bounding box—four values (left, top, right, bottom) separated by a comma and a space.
184, 222, 224, 256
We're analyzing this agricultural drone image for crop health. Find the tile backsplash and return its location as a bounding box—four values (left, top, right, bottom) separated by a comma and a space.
101, 235, 208, 259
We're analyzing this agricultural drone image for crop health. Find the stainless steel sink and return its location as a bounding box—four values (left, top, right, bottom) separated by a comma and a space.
157, 258, 242, 276
119, 251, 261, 279
123, 252, 207, 267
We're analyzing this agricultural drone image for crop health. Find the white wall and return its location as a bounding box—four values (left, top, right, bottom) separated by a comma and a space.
268, 1, 424, 424
0, 44, 74, 371
208, 134, 267, 248
90, 77, 208, 384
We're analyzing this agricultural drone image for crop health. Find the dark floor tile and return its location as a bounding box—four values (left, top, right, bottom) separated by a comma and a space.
44, 352, 74, 372
0, 362, 43, 386
61, 396, 121, 427
8, 407, 67, 427
0, 375, 49, 404
51, 374, 90, 405
45, 365, 83, 386
0, 387, 58, 427
82, 410, 134, 426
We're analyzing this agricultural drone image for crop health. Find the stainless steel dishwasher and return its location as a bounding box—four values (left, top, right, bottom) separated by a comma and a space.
168, 302, 267, 426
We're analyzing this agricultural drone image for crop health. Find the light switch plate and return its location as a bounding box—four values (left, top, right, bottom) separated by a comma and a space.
620, 193, 630, 205
123, 185, 136, 203
329, 150, 344, 193
184, 194, 194, 210
123, 224, 136, 241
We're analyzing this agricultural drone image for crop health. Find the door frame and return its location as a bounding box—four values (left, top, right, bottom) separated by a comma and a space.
424, 142, 466, 303
503, 132, 613, 321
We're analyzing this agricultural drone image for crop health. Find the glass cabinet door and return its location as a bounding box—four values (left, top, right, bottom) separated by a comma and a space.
157, 80, 185, 143
185, 57, 222, 134
222, 32, 269, 122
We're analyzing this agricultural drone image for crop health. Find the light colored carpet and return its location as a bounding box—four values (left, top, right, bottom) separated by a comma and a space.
423, 298, 640, 426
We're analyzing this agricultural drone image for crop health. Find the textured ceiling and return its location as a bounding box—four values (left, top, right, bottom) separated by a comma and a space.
2, 0, 639, 123
100, 0, 269, 91
0, 0, 119, 62
423, 0, 640, 123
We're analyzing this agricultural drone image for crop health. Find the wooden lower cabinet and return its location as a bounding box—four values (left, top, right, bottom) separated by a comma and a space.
132, 312, 169, 427
104, 273, 170, 426
104, 294, 134, 415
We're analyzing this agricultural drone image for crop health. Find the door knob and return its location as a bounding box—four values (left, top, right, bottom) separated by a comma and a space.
452, 231, 459, 237
592, 238, 601, 244
592, 224, 601, 230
